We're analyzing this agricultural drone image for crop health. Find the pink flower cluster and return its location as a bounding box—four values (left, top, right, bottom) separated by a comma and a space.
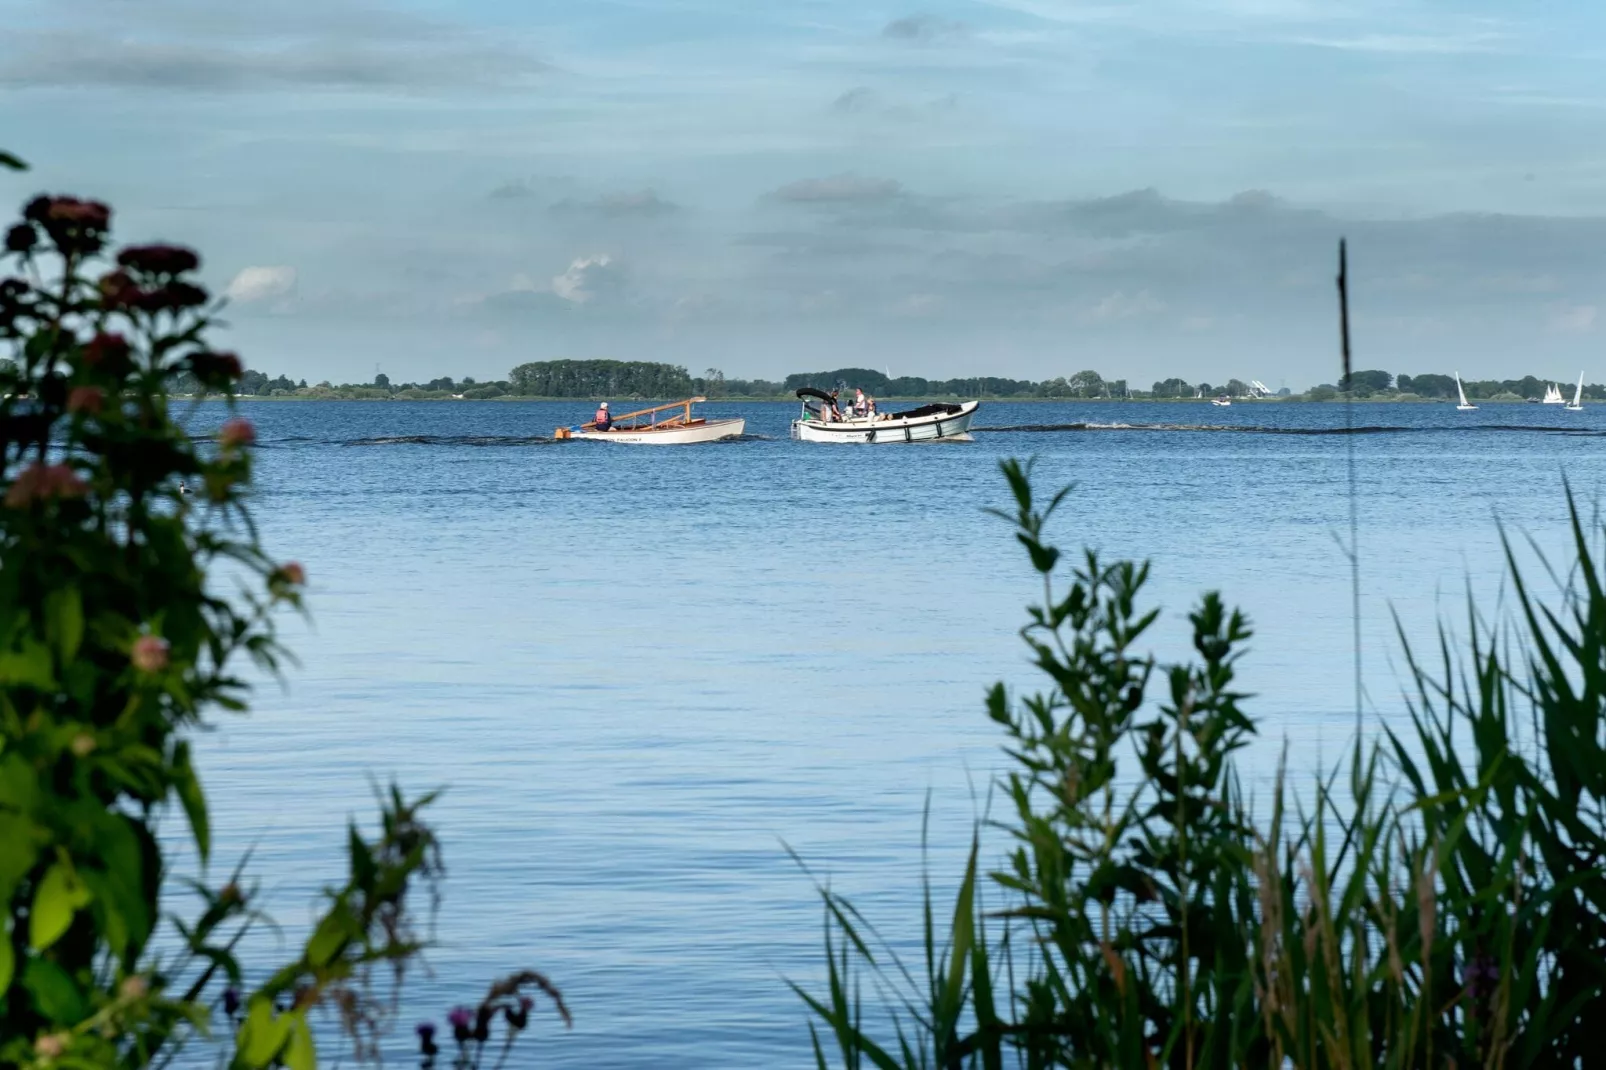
4, 463, 87, 508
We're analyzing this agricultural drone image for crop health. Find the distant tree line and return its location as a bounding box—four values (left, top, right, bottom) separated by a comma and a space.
154, 357, 1606, 402
1332, 369, 1606, 401
779, 367, 1130, 399
507, 359, 693, 399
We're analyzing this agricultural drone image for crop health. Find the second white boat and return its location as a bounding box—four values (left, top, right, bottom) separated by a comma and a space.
790, 389, 979, 443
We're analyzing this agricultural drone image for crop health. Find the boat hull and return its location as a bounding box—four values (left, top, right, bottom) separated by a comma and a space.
573, 417, 745, 444
790, 401, 979, 443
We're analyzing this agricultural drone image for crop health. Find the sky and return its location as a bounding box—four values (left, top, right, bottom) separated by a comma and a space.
3, 0, 1606, 388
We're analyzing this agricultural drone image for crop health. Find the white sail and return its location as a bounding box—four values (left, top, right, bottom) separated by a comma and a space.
1567, 371, 1584, 411
1456, 372, 1477, 411
1543, 383, 1566, 404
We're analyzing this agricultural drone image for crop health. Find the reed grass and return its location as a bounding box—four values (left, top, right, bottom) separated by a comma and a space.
795, 459, 1606, 1068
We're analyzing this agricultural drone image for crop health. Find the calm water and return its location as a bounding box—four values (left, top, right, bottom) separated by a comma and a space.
186, 399, 1605, 1066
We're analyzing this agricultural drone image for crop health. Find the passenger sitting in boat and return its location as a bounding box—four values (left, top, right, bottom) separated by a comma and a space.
866, 396, 878, 418
594, 402, 612, 431
827, 390, 843, 421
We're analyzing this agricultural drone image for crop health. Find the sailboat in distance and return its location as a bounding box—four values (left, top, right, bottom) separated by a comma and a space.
1543, 383, 1566, 404
1455, 372, 1478, 411
1566, 371, 1585, 411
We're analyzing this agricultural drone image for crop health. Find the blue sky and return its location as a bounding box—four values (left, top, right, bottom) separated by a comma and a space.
4, 0, 1606, 387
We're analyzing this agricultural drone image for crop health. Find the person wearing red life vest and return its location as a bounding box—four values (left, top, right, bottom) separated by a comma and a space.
594, 401, 612, 431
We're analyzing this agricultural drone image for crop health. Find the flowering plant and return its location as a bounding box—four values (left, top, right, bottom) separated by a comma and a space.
0, 153, 563, 1067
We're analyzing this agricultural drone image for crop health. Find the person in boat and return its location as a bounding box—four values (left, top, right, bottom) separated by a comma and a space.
826, 390, 843, 421
594, 401, 612, 431
852, 388, 868, 417
865, 396, 878, 419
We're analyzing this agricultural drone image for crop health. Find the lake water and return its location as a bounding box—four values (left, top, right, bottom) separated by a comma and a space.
187, 398, 1606, 1067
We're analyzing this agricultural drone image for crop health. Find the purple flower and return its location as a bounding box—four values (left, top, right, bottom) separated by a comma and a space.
447, 1006, 473, 1043
416, 1022, 439, 1056
222, 986, 241, 1016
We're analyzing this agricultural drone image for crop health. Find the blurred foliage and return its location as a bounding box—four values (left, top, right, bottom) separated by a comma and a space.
0, 153, 563, 1067
799, 458, 1606, 1068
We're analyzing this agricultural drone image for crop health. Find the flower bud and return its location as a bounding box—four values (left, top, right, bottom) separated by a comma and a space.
218, 416, 255, 450
117, 244, 200, 276
189, 350, 243, 387
131, 634, 170, 673
67, 385, 104, 416
70, 733, 96, 758
135, 280, 208, 312
4, 224, 36, 254
32, 1033, 68, 1060
98, 270, 142, 310
82, 331, 132, 376
119, 975, 150, 1001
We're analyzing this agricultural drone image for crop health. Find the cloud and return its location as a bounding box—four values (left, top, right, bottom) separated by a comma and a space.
548, 190, 680, 219
551, 255, 625, 305
831, 87, 881, 114
0, 8, 545, 92
1548, 303, 1597, 334
1082, 290, 1167, 323
883, 15, 969, 41
829, 86, 962, 121
488, 181, 536, 200
224, 266, 298, 304
768, 173, 905, 204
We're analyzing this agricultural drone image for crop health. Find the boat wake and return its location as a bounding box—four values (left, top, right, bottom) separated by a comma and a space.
342, 434, 558, 447
974, 422, 1606, 436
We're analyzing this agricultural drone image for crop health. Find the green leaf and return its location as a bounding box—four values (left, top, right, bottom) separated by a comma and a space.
306, 907, 350, 968
0, 753, 41, 811
0, 639, 56, 689
43, 588, 84, 664
0, 150, 24, 171
238, 997, 293, 1066
0, 926, 13, 994
348, 822, 375, 891
172, 741, 209, 862
23, 957, 85, 1024
283, 1013, 317, 1070
30, 858, 93, 951
0, 812, 41, 903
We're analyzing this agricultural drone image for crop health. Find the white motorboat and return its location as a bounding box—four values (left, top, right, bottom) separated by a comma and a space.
790, 388, 979, 443
555, 397, 744, 444
1211, 396, 1232, 407
1543, 383, 1566, 404
1566, 371, 1585, 412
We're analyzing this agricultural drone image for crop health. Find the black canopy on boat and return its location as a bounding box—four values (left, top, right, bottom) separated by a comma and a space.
795, 387, 835, 403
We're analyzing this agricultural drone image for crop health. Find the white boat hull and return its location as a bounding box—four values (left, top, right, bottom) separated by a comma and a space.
790, 401, 979, 443
574, 417, 745, 444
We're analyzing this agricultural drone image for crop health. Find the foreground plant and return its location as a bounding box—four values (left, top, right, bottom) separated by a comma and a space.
799, 458, 1605, 1068
0, 153, 564, 1066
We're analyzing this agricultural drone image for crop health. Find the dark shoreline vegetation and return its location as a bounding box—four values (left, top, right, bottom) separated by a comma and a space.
7, 156, 1606, 1069
149, 358, 1606, 404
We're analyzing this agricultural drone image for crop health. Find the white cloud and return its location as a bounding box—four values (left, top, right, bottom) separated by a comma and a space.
1083, 289, 1166, 322
224, 265, 297, 303
551, 255, 623, 305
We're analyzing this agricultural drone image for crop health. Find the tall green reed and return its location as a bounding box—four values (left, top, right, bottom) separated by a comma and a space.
796, 459, 1606, 1068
